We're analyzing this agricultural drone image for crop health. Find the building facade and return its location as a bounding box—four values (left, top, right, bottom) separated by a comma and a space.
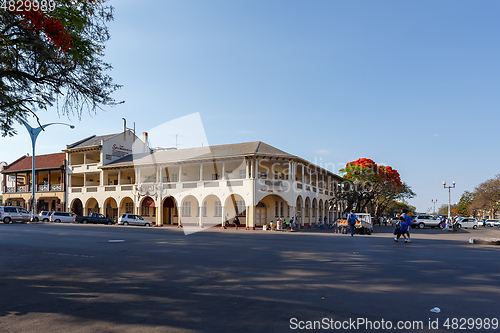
65, 131, 344, 229
1, 153, 68, 212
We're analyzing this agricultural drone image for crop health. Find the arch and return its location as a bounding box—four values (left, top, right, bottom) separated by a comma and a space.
104, 197, 118, 220
139, 196, 156, 220
257, 194, 291, 227
119, 196, 134, 214
201, 194, 223, 228
224, 194, 246, 227
318, 199, 324, 221
85, 197, 99, 215
304, 197, 311, 225
71, 198, 83, 216
162, 196, 179, 225
179, 195, 199, 227
296, 195, 304, 226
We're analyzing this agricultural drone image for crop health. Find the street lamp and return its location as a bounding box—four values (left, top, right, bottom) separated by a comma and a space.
443, 181, 455, 218
18, 117, 74, 219
431, 199, 437, 215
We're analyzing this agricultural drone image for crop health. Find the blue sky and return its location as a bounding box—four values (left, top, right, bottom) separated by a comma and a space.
2, 0, 500, 213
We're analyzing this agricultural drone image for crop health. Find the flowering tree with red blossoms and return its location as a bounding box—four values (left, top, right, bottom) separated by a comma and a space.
330, 158, 415, 216
0, 0, 121, 136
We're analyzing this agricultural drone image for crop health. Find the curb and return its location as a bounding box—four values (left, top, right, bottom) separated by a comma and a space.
469, 238, 500, 246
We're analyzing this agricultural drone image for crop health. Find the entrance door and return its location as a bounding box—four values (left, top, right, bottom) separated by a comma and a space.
255, 207, 266, 226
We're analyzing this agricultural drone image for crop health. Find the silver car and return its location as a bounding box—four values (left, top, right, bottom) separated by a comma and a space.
50, 211, 76, 223
457, 218, 479, 229
484, 219, 500, 227
118, 214, 152, 227
0, 206, 38, 223
411, 215, 441, 229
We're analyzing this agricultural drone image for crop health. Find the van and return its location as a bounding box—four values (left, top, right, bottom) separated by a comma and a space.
50, 211, 76, 223
0, 206, 38, 223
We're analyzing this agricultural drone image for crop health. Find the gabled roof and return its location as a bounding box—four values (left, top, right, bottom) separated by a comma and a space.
103, 141, 297, 168
2, 153, 66, 173
65, 133, 119, 150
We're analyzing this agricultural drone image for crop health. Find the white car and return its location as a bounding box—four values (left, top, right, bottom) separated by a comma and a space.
118, 214, 152, 227
412, 215, 441, 228
50, 211, 76, 223
484, 219, 500, 227
457, 218, 479, 229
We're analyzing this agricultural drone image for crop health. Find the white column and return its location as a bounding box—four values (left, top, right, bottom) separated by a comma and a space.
200, 163, 203, 181
301, 165, 304, 183
221, 205, 226, 228
222, 161, 225, 180
246, 159, 249, 179
255, 159, 259, 178
179, 165, 182, 182
288, 161, 292, 180
118, 170, 121, 185
198, 206, 202, 228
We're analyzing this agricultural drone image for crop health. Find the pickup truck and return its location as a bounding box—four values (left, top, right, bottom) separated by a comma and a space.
75, 213, 115, 225
337, 213, 373, 235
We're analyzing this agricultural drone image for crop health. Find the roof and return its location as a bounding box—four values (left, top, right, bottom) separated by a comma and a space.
2, 153, 66, 173
65, 132, 126, 150
103, 141, 297, 168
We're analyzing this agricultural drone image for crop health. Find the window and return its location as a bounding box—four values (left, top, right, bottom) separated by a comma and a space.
287, 205, 290, 217
274, 171, 279, 180
280, 202, 283, 216
141, 206, 149, 216
275, 201, 279, 216
215, 201, 222, 216
182, 201, 191, 216
236, 200, 246, 216
125, 202, 133, 213
174, 207, 178, 216
172, 174, 178, 182
212, 174, 219, 180
260, 172, 267, 179
202, 201, 207, 216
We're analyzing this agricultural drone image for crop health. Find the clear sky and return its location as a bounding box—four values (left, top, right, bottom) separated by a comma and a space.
2, 0, 500, 213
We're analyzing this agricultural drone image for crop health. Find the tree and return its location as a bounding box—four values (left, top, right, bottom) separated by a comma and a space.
329, 158, 415, 216
455, 190, 474, 217
0, 0, 122, 136
469, 175, 500, 218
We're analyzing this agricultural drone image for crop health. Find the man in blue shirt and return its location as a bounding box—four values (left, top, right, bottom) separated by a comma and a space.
347, 210, 359, 237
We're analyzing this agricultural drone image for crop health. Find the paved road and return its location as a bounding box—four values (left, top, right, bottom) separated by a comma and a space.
0, 223, 499, 332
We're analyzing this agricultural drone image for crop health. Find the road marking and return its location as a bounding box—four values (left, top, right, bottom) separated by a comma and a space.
43, 252, 94, 258
108, 240, 125, 243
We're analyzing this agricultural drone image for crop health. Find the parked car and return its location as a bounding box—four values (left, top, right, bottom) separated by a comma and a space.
411, 215, 441, 229
0, 206, 38, 223
50, 211, 76, 223
118, 214, 152, 227
457, 217, 479, 229
484, 219, 500, 227
75, 213, 114, 225
39, 211, 51, 222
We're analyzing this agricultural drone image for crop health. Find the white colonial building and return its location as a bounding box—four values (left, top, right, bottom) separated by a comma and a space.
65, 130, 344, 230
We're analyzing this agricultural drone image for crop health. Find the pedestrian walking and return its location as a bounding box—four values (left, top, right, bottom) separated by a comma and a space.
234, 216, 240, 230
347, 210, 359, 237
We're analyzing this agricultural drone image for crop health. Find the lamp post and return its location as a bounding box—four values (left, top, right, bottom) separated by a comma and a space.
18, 117, 74, 219
443, 181, 455, 218
431, 199, 437, 215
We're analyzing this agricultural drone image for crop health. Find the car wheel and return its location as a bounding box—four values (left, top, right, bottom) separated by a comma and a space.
33, 217, 39, 222
457, 224, 462, 229
82, 220, 88, 224
43, 218, 49, 222
418, 222, 425, 229
123, 222, 128, 226
3, 217, 11, 224
473, 225, 477, 229
55, 219, 61, 223
107, 221, 112, 225
145, 223, 151, 227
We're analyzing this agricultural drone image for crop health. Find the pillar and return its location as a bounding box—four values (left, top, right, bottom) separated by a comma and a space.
246, 205, 255, 230
221, 205, 226, 229
200, 163, 203, 181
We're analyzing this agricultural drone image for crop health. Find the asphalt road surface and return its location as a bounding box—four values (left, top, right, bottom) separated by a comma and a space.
0, 223, 499, 332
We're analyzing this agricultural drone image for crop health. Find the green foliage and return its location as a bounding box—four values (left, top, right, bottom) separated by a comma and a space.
0, 0, 122, 136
